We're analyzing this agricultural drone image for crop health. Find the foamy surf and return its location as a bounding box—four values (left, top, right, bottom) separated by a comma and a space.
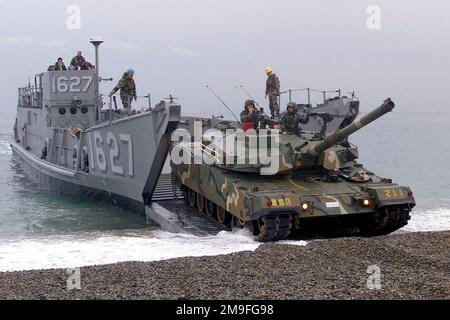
0, 229, 256, 272
401, 208, 450, 232
0, 228, 310, 272
0, 139, 12, 156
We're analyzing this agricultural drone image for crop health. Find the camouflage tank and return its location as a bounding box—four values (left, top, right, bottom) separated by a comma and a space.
171, 98, 416, 241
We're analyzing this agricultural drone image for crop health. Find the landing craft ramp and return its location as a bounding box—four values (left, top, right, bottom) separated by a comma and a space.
149, 171, 226, 236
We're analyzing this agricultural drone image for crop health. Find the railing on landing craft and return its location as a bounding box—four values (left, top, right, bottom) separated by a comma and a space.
18, 85, 42, 109
279, 88, 358, 107
18, 73, 44, 109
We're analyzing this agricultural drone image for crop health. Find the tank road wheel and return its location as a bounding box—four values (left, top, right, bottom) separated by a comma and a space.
205, 199, 216, 218
187, 188, 196, 207
231, 216, 245, 230
217, 206, 232, 225
197, 193, 205, 212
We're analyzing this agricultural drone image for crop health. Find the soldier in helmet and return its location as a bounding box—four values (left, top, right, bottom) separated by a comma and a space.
109, 69, 137, 109
109, 69, 137, 110
240, 100, 261, 129
264, 67, 280, 117
281, 102, 309, 135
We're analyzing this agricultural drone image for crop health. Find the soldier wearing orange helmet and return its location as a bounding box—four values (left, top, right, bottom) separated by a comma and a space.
264, 67, 280, 117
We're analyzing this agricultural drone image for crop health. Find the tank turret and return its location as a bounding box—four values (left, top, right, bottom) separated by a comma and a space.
213, 98, 395, 175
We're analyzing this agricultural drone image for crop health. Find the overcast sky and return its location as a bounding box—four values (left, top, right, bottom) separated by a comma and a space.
1, 0, 449, 116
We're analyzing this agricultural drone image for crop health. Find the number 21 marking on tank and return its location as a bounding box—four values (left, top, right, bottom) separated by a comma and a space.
384, 189, 404, 198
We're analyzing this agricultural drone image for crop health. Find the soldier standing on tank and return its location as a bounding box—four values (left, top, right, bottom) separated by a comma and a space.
109, 69, 137, 110
240, 100, 262, 129
265, 67, 280, 118
281, 102, 309, 135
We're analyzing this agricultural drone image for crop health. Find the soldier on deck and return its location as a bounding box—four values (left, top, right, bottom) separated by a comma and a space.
281, 102, 309, 135
54, 58, 67, 71
70, 51, 94, 70
70, 51, 87, 70
264, 67, 280, 117
109, 69, 137, 110
240, 100, 261, 129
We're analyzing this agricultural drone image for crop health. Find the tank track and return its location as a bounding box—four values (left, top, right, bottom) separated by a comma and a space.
303, 206, 412, 238
251, 215, 293, 242
365, 206, 411, 236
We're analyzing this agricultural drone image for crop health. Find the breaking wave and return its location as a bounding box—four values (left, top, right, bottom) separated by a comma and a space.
0, 229, 306, 272
401, 208, 450, 233
0, 138, 12, 156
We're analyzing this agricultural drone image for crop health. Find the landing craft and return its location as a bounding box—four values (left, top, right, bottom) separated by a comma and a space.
11, 38, 181, 213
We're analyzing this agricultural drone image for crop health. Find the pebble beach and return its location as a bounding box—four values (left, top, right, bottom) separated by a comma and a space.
0, 231, 448, 300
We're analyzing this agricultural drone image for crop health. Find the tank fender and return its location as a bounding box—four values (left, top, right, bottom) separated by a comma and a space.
366, 186, 416, 208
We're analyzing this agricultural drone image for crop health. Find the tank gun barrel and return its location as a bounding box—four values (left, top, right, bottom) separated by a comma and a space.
308, 98, 395, 156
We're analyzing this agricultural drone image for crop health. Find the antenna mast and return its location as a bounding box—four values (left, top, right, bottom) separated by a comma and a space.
205, 86, 240, 122
90, 37, 104, 119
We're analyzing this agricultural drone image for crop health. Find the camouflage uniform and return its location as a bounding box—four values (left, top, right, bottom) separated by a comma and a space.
111, 73, 137, 109
54, 62, 67, 71
240, 109, 261, 126
70, 55, 88, 70
240, 109, 251, 122
265, 73, 280, 116
240, 100, 261, 129
281, 104, 309, 135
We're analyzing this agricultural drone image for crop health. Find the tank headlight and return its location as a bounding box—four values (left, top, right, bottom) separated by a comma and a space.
300, 202, 313, 213
359, 198, 374, 207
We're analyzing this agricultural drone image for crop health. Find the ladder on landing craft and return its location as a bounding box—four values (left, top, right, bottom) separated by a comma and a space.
151, 174, 183, 202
